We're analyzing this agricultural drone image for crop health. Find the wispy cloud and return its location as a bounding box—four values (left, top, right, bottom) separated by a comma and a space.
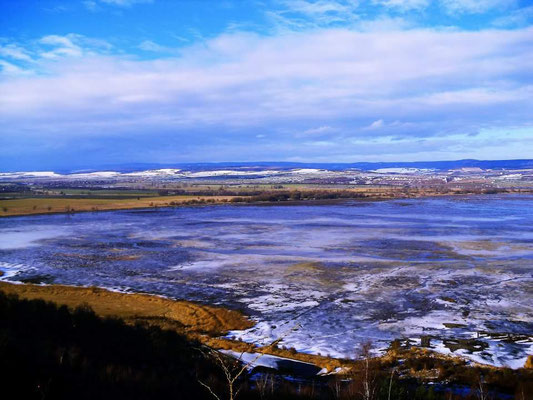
1, 0, 532, 166
266, 0, 361, 31
39, 35, 84, 58
35, 34, 112, 60
281, 0, 358, 17
440, 0, 516, 15
302, 125, 337, 135
0, 34, 113, 77
0, 44, 33, 62
372, 0, 430, 12
365, 119, 385, 130
83, 1, 99, 12
100, 0, 153, 6
0, 60, 28, 75
83, 0, 153, 11
1, 28, 531, 143
138, 40, 170, 53
491, 5, 533, 27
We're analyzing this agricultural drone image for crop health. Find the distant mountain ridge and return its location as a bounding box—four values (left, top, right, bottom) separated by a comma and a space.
74, 159, 533, 174
2, 159, 533, 174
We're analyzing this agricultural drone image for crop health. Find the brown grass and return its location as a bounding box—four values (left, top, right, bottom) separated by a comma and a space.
0, 282, 252, 336
2, 186, 527, 218
0, 195, 238, 217
0, 281, 346, 370
1, 281, 530, 373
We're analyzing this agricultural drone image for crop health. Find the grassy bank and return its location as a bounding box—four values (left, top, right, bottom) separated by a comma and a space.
0, 290, 478, 400
0, 282, 342, 370
0, 282, 533, 400
1, 186, 528, 217
0, 195, 238, 217
0, 282, 252, 337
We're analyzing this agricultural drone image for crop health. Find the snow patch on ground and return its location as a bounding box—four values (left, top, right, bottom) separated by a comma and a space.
372, 168, 434, 174
0, 171, 62, 179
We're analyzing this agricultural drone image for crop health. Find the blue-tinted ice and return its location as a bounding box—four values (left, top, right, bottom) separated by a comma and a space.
1, 195, 532, 368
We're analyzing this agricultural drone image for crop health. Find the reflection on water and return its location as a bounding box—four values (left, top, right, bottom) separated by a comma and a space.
1, 195, 532, 368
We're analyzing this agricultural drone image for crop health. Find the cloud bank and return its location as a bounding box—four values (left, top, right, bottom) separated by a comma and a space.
0, 3, 532, 168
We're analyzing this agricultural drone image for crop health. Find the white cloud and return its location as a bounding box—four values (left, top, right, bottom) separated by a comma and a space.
302, 126, 336, 135
282, 0, 358, 16
100, 0, 153, 6
83, 1, 99, 11
373, 0, 430, 11
0, 60, 28, 75
82, 0, 152, 10
440, 0, 516, 15
37, 34, 112, 59
39, 35, 77, 48
491, 5, 533, 27
138, 40, 168, 52
0, 44, 33, 62
305, 140, 337, 146
0, 27, 531, 156
372, 0, 519, 15
267, 0, 360, 30
39, 35, 83, 58
357, 16, 413, 31
366, 119, 385, 129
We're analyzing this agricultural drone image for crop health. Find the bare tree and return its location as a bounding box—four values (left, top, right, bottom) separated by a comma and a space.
477, 373, 487, 400
255, 372, 274, 400
387, 367, 396, 400
198, 349, 262, 400
329, 375, 343, 400
358, 341, 377, 400
198, 323, 301, 400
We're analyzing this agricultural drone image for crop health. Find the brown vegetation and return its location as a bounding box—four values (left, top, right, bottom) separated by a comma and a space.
2, 282, 532, 399
2, 185, 528, 218
0, 282, 252, 337
0, 195, 239, 217
0, 281, 346, 370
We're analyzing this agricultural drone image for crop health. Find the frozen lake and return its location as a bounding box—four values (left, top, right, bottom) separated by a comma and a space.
1, 195, 532, 368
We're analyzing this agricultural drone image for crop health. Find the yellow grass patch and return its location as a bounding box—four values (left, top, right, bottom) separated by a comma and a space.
0, 282, 252, 336
0, 195, 237, 217
0, 281, 346, 370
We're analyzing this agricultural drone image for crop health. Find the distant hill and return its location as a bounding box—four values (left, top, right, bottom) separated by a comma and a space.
77, 159, 533, 173
3, 159, 533, 174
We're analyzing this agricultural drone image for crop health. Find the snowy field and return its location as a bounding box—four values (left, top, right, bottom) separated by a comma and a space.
1, 195, 532, 368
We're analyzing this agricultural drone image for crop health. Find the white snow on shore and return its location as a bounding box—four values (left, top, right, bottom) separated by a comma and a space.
219, 350, 318, 372
0, 261, 34, 281
372, 168, 433, 174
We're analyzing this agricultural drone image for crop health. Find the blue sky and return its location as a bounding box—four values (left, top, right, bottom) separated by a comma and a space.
0, 0, 532, 170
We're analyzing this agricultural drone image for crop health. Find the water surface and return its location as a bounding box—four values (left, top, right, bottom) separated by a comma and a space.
1, 195, 532, 368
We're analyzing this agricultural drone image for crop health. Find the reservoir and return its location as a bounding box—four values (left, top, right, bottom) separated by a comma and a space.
1, 195, 532, 368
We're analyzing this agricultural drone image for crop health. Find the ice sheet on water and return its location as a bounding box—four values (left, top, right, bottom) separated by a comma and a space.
1, 195, 532, 368
0, 226, 70, 250
0, 261, 34, 281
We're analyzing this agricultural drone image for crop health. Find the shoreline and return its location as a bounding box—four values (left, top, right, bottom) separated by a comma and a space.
1, 188, 531, 218
0, 281, 530, 375
0, 195, 238, 218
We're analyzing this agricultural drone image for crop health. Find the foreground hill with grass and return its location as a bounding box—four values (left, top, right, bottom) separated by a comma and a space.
1, 283, 532, 400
